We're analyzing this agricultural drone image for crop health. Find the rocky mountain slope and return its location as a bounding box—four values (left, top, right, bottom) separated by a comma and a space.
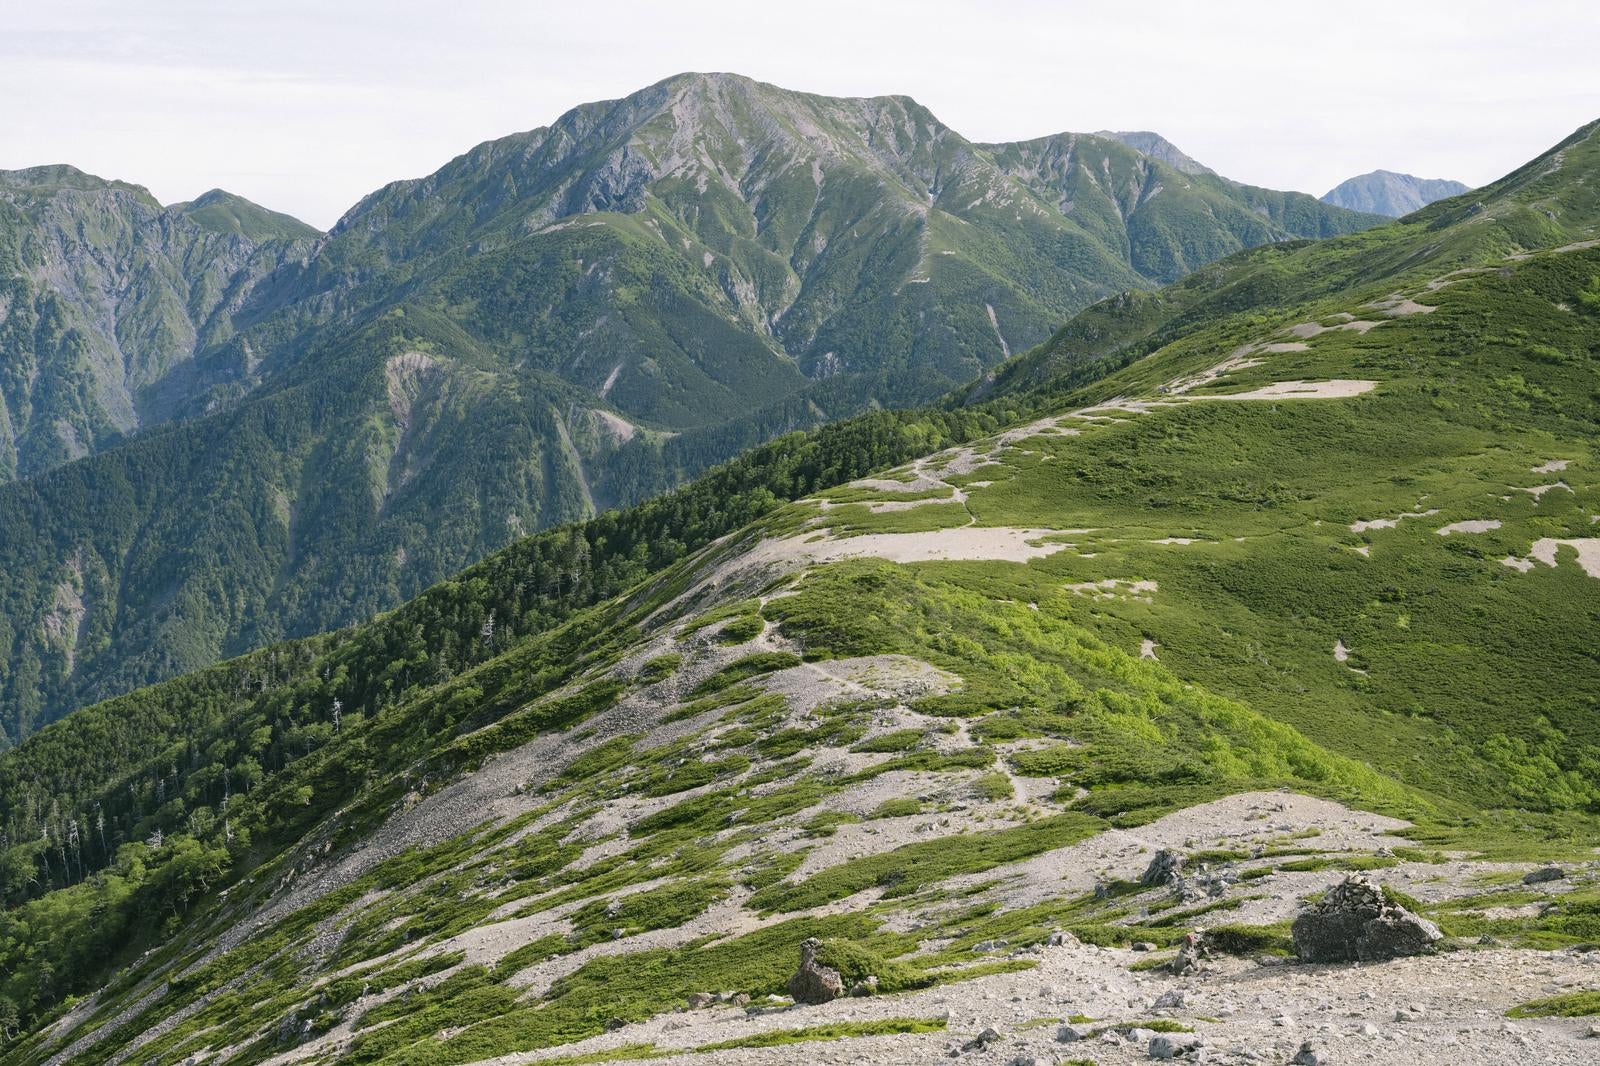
0, 118, 1596, 1066
0, 73, 1384, 745
0, 166, 316, 483
1320, 169, 1470, 217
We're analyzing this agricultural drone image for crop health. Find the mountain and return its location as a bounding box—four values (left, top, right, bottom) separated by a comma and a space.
1095, 129, 1214, 175
0, 73, 1384, 746
970, 118, 1599, 402
0, 166, 317, 483
1320, 168, 1471, 216
0, 118, 1596, 1066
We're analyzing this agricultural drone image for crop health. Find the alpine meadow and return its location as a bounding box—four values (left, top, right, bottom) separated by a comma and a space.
0, 39, 1598, 1066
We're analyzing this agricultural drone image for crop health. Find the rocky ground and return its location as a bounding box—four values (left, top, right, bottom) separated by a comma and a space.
489, 939, 1600, 1065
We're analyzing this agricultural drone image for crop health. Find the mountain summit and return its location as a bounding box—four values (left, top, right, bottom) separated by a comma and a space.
1320, 168, 1470, 216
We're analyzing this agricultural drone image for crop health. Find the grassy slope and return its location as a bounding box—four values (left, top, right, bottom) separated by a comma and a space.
0, 120, 1597, 1064
2, 245, 1597, 1066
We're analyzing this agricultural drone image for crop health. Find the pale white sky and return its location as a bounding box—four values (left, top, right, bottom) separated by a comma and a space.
4, 0, 1598, 229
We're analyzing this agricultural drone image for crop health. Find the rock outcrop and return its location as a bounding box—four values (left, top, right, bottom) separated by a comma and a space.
1291, 875, 1442, 962
786, 937, 844, 1005
1141, 848, 1185, 887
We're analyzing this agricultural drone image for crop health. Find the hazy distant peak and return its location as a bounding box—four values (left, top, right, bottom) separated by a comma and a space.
1094, 130, 1213, 175
1320, 169, 1469, 217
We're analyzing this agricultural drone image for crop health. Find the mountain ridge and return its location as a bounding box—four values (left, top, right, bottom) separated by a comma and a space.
1320, 167, 1471, 216
0, 72, 1385, 745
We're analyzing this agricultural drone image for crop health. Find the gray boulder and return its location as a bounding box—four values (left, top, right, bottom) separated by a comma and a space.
961, 1026, 1002, 1052
1292, 1039, 1332, 1065
1523, 865, 1565, 885
1142, 849, 1186, 887
1169, 930, 1209, 975
786, 937, 844, 1005
1291, 875, 1441, 963
1149, 1032, 1203, 1059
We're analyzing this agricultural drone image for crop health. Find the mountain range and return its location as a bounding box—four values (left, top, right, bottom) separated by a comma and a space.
0, 72, 1383, 745
1320, 168, 1471, 216
0, 108, 1594, 1066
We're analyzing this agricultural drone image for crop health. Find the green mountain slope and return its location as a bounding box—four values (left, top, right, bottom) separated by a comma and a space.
969, 118, 1600, 403
0, 119, 1596, 1066
0, 73, 1382, 745
0, 166, 316, 482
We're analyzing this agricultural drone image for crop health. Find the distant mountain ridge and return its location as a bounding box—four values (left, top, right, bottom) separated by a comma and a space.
0, 71, 1384, 744
1094, 130, 1214, 175
1320, 168, 1470, 216
0, 165, 316, 482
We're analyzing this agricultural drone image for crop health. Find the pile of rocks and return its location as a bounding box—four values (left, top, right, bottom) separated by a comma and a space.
1291, 874, 1442, 963
1141, 848, 1186, 887
786, 937, 844, 1004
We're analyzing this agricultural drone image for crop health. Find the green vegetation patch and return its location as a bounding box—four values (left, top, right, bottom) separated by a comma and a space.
1507, 990, 1600, 1018
750, 813, 1103, 912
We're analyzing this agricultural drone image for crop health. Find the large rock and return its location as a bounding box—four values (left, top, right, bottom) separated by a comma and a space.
1142, 849, 1186, 887
786, 937, 844, 1005
1523, 865, 1565, 885
1291, 875, 1442, 963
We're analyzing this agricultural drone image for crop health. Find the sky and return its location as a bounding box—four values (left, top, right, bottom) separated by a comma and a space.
4, 0, 1599, 230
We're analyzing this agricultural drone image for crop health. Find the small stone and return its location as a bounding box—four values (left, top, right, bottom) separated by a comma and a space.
1057, 1023, 1092, 1042
1047, 929, 1081, 947
1584, 1023, 1600, 1039
1358, 1023, 1380, 1037
1127, 1026, 1156, 1044
686, 991, 715, 1009
1149, 1032, 1203, 1059
1273, 1014, 1294, 1027
1153, 989, 1187, 1010
962, 1026, 1002, 1052
1523, 865, 1566, 885
1169, 930, 1210, 976
1291, 1040, 1331, 1066
972, 938, 1009, 953
1133, 941, 1159, 952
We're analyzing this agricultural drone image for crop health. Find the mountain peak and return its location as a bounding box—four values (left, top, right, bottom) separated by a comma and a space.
169, 188, 321, 240
1320, 169, 1469, 217
0, 163, 158, 203
1093, 130, 1212, 175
